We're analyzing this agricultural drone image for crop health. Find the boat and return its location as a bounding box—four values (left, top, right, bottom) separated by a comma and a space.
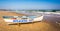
3, 15, 43, 24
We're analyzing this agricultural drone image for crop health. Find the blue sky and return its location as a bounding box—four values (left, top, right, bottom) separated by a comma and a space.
0, 0, 60, 10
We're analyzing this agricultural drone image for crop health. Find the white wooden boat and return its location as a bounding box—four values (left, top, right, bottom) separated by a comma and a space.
3, 16, 43, 24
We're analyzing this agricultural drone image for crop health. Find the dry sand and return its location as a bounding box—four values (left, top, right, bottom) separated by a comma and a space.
0, 11, 60, 31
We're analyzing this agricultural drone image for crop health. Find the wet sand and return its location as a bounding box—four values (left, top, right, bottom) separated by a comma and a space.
0, 11, 60, 31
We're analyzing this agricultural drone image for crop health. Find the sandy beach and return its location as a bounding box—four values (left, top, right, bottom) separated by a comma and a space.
0, 11, 60, 31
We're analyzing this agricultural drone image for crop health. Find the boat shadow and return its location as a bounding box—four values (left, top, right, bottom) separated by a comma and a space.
8, 21, 42, 25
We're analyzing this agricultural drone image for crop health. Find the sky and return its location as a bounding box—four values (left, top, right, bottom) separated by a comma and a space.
0, 0, 60, 10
